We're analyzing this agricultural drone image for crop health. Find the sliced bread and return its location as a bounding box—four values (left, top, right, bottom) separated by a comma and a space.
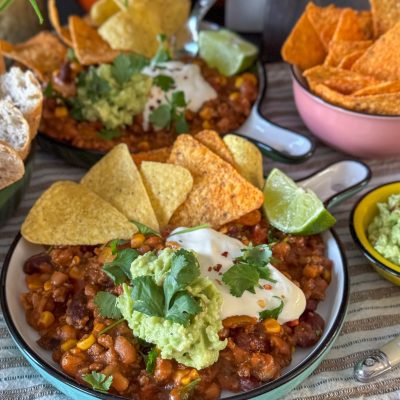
0, 140, 24, 190
0, 67, 43, 139
0, 99, 31, 160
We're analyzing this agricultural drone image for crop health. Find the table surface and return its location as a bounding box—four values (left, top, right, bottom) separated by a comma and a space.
1, 63, 400, 400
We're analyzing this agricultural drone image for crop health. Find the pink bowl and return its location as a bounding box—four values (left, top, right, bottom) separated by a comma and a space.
291, 66, 400, 158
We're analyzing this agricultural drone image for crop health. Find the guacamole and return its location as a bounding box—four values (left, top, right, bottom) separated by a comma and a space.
76, 64, 152, 129
117, 248, 227, 370
368, 194, 400, 265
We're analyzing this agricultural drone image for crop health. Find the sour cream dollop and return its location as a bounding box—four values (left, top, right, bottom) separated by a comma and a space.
167, 228, 306, 324
142, 61, 217, 130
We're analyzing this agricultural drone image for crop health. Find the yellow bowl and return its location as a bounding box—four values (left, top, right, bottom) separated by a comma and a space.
350, 181, 400, 285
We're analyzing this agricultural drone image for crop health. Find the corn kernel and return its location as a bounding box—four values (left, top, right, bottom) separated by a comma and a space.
61, 339, 77, 352
229, 91, 240, 101
71, 255, 80, 266
77, 334, 96, 350
202, 120, 211, 129
199, 107, 213, 120
69, 266, 82, 280
43, 280, 52, 291
242, 72, 258, 85
92, 323, 106, 335
181, 369, 199, 385
38, 311, 55, 329
235, 76, 244, 88
131, 233, 145, 249
54, 107, 68, 118
27, 276, 43, 290
263, 318, 281, 334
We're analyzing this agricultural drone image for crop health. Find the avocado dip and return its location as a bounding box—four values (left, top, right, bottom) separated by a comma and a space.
367, 194, 400, 266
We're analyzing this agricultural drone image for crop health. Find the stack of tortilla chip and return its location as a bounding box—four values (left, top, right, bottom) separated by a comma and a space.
21, 133, 265, 245
282, 0, 400, 115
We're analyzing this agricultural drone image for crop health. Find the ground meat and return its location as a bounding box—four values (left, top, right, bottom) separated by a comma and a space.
66, 292, 89, 330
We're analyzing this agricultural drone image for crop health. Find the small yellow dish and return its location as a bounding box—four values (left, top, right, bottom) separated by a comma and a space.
350, 182, 400, 286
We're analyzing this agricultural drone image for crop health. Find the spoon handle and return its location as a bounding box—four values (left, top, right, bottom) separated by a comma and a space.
188, 0, 217, 42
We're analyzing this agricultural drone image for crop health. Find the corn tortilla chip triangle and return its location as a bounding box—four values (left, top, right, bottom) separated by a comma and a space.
69, 15, 119, 65
223, 134, 264, 189
132, 147, 171, 167
0, 32, 66, 81
140, 161, 193, 228
48, 0, 73, 46
353, 80, 400, 96
281, 7, 326, 70
168, 134, 264, 228
324, 40, 372, 67
81, 143, 159, 231
351, 20, 400, 81
90, 0, 120, 25
332, 8, 368, 42
357, 10, 374, 39
371, 0, 400, 37
194, 130, 234, 165
337, 49, 367, 70
21, 181, 137, 245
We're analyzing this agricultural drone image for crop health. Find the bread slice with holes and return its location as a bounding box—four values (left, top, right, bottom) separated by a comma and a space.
0, 99, 31, 160
0, 67, 43, 139
0, 140, 24, 190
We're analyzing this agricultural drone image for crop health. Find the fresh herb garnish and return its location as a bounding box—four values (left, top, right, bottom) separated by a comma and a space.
149, 90, 188, 134
97, 128, 122, 140
222, 243, 275, 297
67, 48, 77, 62
79, 68, 110, 101
107, 239, 128, 255
180, 378, 201, 400
98, 318, 125, 336
145, 347, 158, 374
259, 297, 284, 320
132, 221, 161, 237
151, 34, 172, 66
103, 248, 139, 284
43, 82, 54, 98
153, 75, 175, 91
111, 53, 149, 85
82, 371, 113, 393
168, 224, 210, 237
131, 249, 202, 326
94, 291, 123, 319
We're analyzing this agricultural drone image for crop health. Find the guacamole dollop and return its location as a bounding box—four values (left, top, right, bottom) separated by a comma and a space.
76, 64, 152, 129
117, 248, 227, 370
368, 194, 400, 265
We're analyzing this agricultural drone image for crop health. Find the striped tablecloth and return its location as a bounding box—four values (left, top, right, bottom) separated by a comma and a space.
1, 63, 400, 400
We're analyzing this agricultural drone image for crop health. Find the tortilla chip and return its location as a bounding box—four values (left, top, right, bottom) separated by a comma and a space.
304, 65, 380, 95
332, 8, 368, 42
69, 15, 119, 65
357, 10, 374, 39
168, 135, 264, 228
194, 130, 234, 165
132, 147, 171, 167
98, 4, 161, 58
281, 8, 326, 70
306, 3, 342, 50
21, 181, 137, 245
351, 21, 400, 81
90, 0, 120, 25
140, 161, 193, 228
371, 0, 400, 37
312, 83, 400, 115
81, 143, 159, 231
0, 32, 66, 81
324, 40, 372, 67
353, 80, 400, 96
223, 134, 264, 189
337, 49, 367, 69
48, 0, 73, 46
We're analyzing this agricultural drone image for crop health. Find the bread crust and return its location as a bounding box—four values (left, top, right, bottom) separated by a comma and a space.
0, 140, 24, 190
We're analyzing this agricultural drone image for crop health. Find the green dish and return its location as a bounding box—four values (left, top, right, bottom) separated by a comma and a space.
0, 144, 35, 225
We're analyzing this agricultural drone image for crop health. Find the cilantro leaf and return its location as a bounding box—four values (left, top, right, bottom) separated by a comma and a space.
145, 347, 158, 374
171, 91, 187, 108
163, 249, 201, 309
149, 104, 172, 129
83, 68, 110, 101
132, 220, 161, 237
151, 34, 172, 65
97, 128, 122, 140
174, 112, 189, 134
222, 263, 259, 297
103, 248, 139, 284
165, 291, 201, 326
131, 276, 165, 317
153, 75, 175, 91
180, 378, 201, 400
94, 291, 123, 319
259, 297, 284, 320
82, 371, 113, 393
111, 53, 149, 85
107, 239, 128, 255
238, 244, 272, 268
68, 98, 84, 121
43, 82, 54, 98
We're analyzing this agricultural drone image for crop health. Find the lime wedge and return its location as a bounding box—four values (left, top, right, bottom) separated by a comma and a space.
198, 29, 258, 76
263, 169, 336, 235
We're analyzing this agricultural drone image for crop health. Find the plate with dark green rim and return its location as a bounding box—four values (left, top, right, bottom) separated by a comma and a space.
0, 143, 35, 224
